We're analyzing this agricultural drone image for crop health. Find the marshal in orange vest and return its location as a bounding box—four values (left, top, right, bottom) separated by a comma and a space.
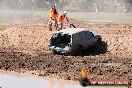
50, 7, 58, 20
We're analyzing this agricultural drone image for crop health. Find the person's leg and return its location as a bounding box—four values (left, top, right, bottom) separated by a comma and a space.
55, 19, 57, 26
60, 23, 63, 30
55, 19, 58, 30
58, 23, 63, 31
48, 19, 53, 31
52, 19, 57, 30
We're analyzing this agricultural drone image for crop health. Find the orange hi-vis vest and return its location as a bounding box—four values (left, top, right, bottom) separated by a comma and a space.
81, 68, 89, 77
50, 8, 58, 20
50, 8, 53, 18
52, 14, 58, 20
59, 14, 66, 23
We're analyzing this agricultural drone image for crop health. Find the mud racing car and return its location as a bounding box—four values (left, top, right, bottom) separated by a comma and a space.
48, 28, 102, 54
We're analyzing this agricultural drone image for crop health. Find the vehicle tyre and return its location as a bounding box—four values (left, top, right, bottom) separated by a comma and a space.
79, 77, 91, 87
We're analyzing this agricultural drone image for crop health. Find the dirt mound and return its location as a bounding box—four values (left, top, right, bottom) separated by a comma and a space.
0, 22, 53, 52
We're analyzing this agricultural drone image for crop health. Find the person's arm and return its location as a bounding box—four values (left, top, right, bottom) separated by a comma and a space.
66, 17, 69, 22
50, 9, 52, 19
54, 9, 58, 14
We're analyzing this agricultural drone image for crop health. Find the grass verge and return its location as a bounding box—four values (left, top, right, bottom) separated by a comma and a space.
0, 25, 8, 31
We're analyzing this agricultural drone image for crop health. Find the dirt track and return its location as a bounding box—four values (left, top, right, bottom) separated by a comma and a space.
0, 19, 132, 82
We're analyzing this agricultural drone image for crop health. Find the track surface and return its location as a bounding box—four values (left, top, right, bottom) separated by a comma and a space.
0, 19, 132, 82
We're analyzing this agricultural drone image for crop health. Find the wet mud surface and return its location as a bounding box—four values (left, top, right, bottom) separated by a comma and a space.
0, 19, 131, 82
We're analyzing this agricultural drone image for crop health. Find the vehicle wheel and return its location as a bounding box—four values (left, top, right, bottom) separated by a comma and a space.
79, 77, 91, 87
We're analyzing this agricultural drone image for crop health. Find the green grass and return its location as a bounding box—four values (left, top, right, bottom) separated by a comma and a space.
0, 25, 8, 31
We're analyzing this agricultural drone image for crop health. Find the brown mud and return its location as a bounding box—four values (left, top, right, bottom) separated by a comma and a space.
0, 19, 131, 82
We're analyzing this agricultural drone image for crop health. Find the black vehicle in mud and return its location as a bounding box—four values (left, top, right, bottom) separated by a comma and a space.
48, 28, 102, 54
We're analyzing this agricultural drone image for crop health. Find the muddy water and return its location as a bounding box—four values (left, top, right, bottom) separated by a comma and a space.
0, 71, 128, 88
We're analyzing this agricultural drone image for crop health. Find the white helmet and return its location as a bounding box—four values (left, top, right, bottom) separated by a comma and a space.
64, 11, 67, 14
